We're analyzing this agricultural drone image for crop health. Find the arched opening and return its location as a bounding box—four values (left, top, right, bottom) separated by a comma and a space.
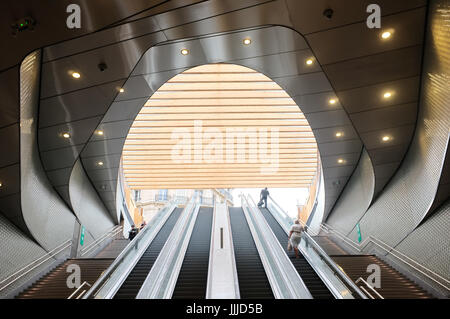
121, 63, 320, 224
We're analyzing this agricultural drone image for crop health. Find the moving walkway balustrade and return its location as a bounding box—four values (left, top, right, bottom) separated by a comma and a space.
21, 194, 355, 299
11, 192, 438, 299
264, 196, 436, 299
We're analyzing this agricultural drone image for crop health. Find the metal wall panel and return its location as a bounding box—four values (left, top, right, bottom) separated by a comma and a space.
69, 159, 116, 237
394, 199, 450, 292
0, 213, 51, 298
328, 0, 449, 281
20, 51, 76, 250
326, 149, 375, 234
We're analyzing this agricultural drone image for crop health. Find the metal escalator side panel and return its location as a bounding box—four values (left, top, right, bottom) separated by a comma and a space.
259, 207, 336, 299
229, 207, 274, 299
206, 203, 240, 299
86, 204, 178, 299
136, 200, 200, 299
241, 196, 312, 299
113, 207, 184, 299
172, 207, 213, 299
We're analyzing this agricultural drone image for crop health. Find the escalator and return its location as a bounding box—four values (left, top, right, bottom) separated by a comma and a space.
172, 207, 213, 299
229, 207, 274, 299
114, 207, 183, 299
259, 207, 333, 299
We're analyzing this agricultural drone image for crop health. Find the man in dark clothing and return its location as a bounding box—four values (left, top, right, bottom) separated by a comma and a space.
258, 187, 270, 208
128, 225, 138, 241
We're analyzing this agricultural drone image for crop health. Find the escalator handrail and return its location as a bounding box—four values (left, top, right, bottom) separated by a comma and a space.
242, 194, 313, 299
266, 197, 368, 299
136, 194, 200, 299
82, 202, 177, 299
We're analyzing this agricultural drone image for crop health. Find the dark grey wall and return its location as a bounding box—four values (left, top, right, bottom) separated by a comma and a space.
326, 0, 450, 280
0, 66, 28, 234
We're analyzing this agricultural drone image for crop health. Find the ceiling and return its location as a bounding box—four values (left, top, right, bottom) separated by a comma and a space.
0, 0, 429, 227
122, 63, 318, 189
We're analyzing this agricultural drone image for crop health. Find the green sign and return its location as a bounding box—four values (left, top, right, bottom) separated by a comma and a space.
80, 226, 85, 246
356, 223, 362, 243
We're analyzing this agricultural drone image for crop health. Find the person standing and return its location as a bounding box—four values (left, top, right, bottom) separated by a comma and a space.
128, 225, 138, 241
258, 187, 270, 208
288, 220, 305, 258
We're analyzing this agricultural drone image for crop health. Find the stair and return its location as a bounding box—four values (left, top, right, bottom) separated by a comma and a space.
95, 238, 129, 259
229, 207, 274, 299
172, 207, 213, 299
259, 208, 333, 299
114, 207, 183, 299
16, 258, 113, 299
312, 236, 348, 255
331, 255, 433, 299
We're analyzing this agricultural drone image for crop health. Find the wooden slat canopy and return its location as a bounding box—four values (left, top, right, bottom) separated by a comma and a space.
123, 64, 318, 189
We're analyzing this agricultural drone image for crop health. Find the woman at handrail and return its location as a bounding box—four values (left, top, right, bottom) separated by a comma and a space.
288, 220, 306, 258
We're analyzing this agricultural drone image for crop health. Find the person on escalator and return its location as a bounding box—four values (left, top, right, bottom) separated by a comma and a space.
257, 187, 269, 208
128, 225, 138, 241
288, 220, 306, 259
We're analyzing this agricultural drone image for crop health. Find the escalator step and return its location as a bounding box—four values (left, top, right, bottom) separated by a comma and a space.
259, 208, 334, 299
229, 207, 275, 299
172, 207, 213, 299
114, 207, 183, 299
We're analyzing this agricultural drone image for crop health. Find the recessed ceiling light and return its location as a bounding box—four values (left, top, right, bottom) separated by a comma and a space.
329, 98, 337, 105
96, 130, 104, 136
243, 38, 251, 45
0, 182, 2, 188
71, 72, 81, 79
337, 158, 345, 164
383, 91, 392, 99
335, 132, 343, 137
382, 135, 391, 142
62, 132, 71, 139
381, 31, 392, 39
306, 58, 314, 65
119, 88, 125, 93
97, 161, 104, 166
181, 49, 189, 55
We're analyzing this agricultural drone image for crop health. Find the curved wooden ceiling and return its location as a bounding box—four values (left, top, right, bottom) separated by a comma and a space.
123, 64, 318, 189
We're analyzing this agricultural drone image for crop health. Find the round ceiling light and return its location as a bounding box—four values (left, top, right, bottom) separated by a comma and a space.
329, 98, 337, 105
181, 49, 189, 55
382, 135, 391, 142
243, 38, 251, 45
383, 91, 392, 99
381, 31, 392, 39
62, 132, 71, 139
335, 132, 343, 137
71, 72, 81, 79
97, 161, 104, 166
306, 58, 314, 65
